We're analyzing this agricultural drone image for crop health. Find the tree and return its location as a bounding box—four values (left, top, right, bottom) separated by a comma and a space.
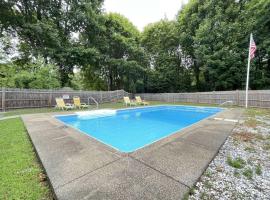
1, 0, 270, 92
177, 0, 205, 90
0, 58, 61, 89
176, 0, 270, 91
0, 63, 16, 87
0, 0, 104, 86
141, 19, 192, 92
81, 13, 146, 92
192, 0, 248, 90
245, 0, 270, 89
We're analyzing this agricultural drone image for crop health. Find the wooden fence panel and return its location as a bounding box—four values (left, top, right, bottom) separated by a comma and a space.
1, 88, 270, 111
136, 90, 270, 108
0, 88, 127, 111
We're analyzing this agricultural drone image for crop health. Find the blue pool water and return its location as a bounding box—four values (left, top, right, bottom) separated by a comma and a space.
56, 106, 222, 152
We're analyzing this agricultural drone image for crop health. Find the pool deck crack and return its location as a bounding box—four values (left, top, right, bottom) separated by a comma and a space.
128, 155, 191, 189
179, 137, 225, 152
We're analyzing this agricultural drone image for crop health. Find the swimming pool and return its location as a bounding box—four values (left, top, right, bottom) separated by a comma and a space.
56, 106, 222, 152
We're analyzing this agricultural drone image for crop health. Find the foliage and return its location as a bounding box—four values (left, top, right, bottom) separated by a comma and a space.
0, 0, 269, 92
69, 72, 84, 90
81, 13, 146, 92
0, 63, 16, 87
141, 20, 192, 92
0, 0, 104, 86
177, 0, 270, 91
246, 0, 270, 89
1, 58, 61, 89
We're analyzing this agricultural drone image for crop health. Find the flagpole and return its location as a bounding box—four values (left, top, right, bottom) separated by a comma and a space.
245, 33, 252, 108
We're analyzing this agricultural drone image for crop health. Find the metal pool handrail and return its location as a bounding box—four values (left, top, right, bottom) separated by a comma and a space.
219, 100, 234, 106
88, 96, 99, 109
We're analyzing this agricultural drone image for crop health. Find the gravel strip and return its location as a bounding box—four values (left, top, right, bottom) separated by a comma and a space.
189, 112, 270, 200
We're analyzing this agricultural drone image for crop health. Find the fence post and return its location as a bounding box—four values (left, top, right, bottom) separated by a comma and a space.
2, 87, 5, 112
212, 91, 215, 104
110, 91, 112, 102
48, 89, 53, 107
236, 90, 240, 106
100, 91, 103, 103
259, 91, 261, 108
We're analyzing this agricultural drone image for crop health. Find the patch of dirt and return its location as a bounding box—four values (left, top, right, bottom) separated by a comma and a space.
39, 173, 47, 182
232, 132, 255, 142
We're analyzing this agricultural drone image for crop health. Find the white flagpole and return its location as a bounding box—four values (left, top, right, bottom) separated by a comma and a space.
245, 33, 252, 108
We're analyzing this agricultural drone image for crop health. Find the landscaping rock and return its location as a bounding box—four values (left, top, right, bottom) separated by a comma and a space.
189, 112, 270, 200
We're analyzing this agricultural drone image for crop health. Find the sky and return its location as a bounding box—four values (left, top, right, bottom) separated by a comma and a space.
103, 0, 189, 31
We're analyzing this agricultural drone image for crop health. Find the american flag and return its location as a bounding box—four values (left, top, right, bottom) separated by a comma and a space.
249, 34, 256, 60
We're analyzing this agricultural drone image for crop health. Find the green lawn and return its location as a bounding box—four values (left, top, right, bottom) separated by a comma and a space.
0, 118, 53, 200
3, 101, 222, 117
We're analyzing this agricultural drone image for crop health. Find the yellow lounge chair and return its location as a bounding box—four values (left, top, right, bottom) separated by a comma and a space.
73, 96, 89, 109
135, 96, 149, 106
123, 96, 137, 106
55, 98, 74, 110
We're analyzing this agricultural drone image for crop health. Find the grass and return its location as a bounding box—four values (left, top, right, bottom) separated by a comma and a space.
263, 142, 270, 150
246, 108, 270, 117
204, 169, 212, 178
0, 118, 52, 200
182, 187, 195, 200
234, 170, 241, 178
244, 146, 256, 153
2, 101, 220, 117
242, 168, 253, 179
227, 156, 246, 169
204, 180, 212, 189
255, 164, 262, 175
244, 118, 258, 128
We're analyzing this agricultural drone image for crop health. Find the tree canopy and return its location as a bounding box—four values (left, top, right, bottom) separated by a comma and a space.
0, 0, 269, 92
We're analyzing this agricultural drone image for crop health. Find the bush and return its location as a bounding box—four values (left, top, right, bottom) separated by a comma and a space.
14, 71, 35, 88
28, 64, 61, 89
0, 64, 16, 87
2, 57, 61, 89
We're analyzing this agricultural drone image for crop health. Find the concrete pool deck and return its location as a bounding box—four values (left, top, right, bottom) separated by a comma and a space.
22, 107, 243, 200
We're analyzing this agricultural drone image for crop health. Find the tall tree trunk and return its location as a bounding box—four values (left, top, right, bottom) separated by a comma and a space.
108, 66, 113, 91
194, 60, 200, 91
59, 64, 71, 87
